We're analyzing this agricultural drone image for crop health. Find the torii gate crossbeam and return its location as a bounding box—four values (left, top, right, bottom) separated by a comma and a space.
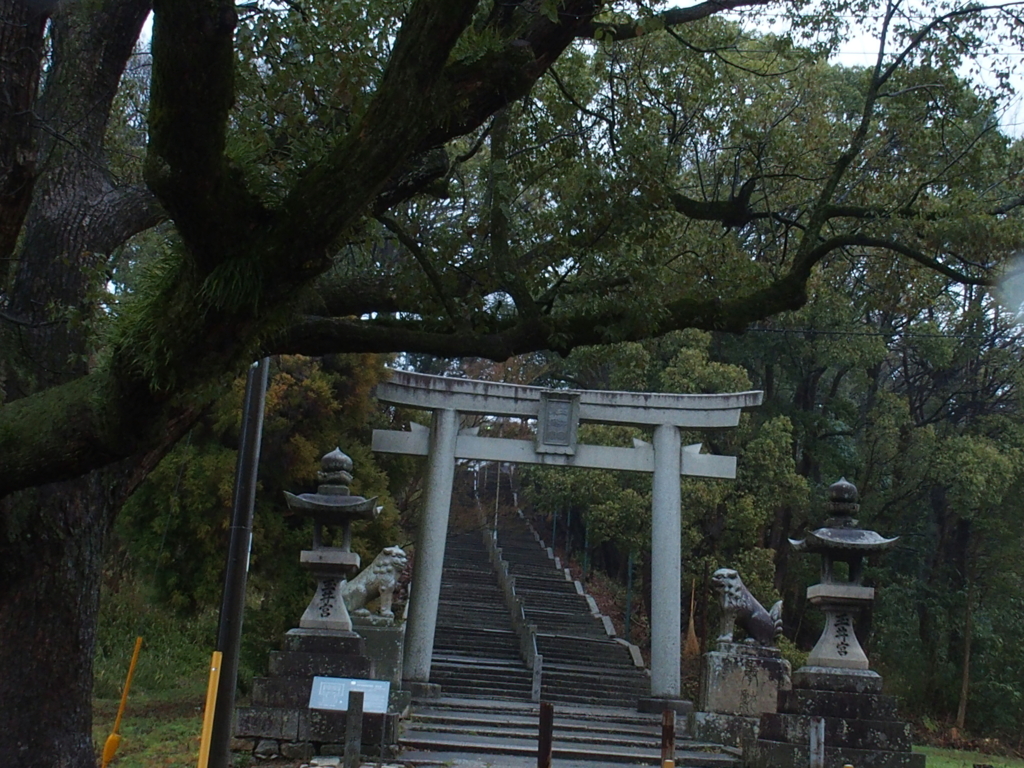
371, 369, 763, 707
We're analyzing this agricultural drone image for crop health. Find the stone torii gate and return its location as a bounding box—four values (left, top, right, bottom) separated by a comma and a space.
371, 369, 762, 704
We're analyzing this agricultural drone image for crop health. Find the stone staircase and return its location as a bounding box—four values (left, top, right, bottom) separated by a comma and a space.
400, 698, 741, 767
408, 515, 740, 766
428, 529, 535, 700
426, 516, 649, 708
496, 514, 651, 709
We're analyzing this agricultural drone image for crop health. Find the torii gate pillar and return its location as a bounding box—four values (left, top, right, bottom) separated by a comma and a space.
372, 370, 763, 705
651, 423, 683, 698
402, 408, 458, 690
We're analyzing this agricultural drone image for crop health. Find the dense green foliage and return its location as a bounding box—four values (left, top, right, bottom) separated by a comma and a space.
99, 354, 407, 687
518, 280, 1024, 738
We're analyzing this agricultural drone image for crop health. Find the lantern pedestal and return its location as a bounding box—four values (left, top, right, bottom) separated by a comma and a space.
747, 479, 924, 768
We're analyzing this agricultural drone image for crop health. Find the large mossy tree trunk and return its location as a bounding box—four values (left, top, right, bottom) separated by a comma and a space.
0, 2, 154, 765
0, 478, 113, 768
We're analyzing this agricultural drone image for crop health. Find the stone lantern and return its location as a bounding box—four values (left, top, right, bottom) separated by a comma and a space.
748, 478, 924, 768
284, 447, 378, 634
789, 477, 897, 670
233, 448, 400, 763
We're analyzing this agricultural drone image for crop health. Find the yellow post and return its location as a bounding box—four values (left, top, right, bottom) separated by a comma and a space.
101, 635, 144, 768
197, 651, 224, 768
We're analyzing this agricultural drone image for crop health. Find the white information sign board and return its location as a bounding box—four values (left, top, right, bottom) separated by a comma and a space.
308, 677, 390, 713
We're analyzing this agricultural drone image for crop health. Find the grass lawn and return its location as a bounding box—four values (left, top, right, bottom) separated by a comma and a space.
916, 746, 1024, 768
93, 686, 206, 768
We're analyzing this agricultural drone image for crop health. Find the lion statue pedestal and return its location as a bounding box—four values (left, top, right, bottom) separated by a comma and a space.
689, 569, 791, 753
690, 641, 792, 751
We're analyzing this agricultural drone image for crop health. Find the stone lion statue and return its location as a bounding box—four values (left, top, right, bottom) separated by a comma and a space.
711, 567, 783, 646
341, 546, 407, 619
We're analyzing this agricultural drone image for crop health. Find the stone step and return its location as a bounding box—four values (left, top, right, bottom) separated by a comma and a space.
542, 646, 641, 663
526, 615, 600, 627
433, 646, 520, 658
539, 663, 643, 685
514, 577, 574, 588
438, 584, 504, 593
423, 686, 532, 702
539, 686, 649, 706
429, 680, 535, 696
435, 618, 515, 629
516, 591, 588, 604
433, 626, 519, 639
404, 722, 662, 749
537, 691, 644, 709
431, 626, 520, 639
432, 647, 521, 663
408, 709, 660, 736
402, 697, 740, 767
431, 664, 532, 684
539, 685, 649, 704
537, 647, 640, 667
435, 612, 510, 624
433, 628, 519, 641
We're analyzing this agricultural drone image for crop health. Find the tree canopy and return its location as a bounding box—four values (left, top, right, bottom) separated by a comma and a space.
2, 0, 1023, 497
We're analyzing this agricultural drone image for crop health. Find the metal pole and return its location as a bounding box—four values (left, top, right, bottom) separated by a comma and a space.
661, 709, 676, 767
494, 461, 501, 531
583, 514, 590, 578
538, 701, 554, 768
208, 358, 270, 768
566, 504, 571, 555
625, 551, 634, 640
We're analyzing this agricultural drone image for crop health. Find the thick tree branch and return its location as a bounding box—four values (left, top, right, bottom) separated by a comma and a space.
668, 178, 762, 229
574, 0, 774, 41
0, 224, 996, 499
95, 185, 166, 249
417, 0, 604, 149
275, 0, 478, 265
0, 369, 166, 498
844, 236, 993, 284
146, 0, 265, 270
0, 0, 46, 263
4, 0, 156, 398
372, 147, 452, 215
270, 266, 811, 359
992, 194, 1024, 215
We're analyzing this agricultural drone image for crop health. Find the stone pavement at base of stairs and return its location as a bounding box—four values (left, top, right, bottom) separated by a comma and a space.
398, 750, 669, 768
297, 755, 663, 768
